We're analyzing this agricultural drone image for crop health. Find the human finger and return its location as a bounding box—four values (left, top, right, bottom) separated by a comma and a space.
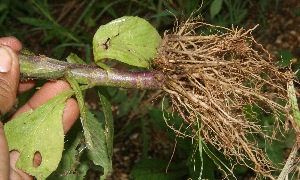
0, 37, 22, 52
0, 45, 19, 114
17, 80, 35, 94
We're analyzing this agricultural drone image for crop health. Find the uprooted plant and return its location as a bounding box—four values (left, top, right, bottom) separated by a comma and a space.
3, 16, 300, 179
155, 18, 298, 178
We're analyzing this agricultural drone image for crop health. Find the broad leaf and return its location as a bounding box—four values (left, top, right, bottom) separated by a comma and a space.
93, 16, 162, 68
4, 90, 74, 179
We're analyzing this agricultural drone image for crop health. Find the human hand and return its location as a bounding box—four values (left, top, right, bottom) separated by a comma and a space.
0, 37, 79, 179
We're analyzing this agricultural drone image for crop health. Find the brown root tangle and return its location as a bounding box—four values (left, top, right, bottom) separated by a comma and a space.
154, 17, 295, 179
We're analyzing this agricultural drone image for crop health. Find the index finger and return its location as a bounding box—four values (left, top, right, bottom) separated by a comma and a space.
0, 37, 22, 52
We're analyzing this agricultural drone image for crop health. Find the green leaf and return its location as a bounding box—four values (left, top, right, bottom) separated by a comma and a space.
48, 126, 88, 179
93, 16, 162, 68
266, 139, 285, 164
130, 158, 188, 180
30, 0, 56, 24
18, 17, 57, 29
18, 17, 79, 42
96, 87, 114, 159
65, 76, 86, 129
66, 53, 86, 64
66, 77, 113, 179
94, 87, 114, 179
293, 8, 300, 16
277, 50, 295, 67
287, 81, 300, 127
4, 90, 74, 179
196, 119, 204, 179
86, 110, 112, 179
210, 0, 223, 19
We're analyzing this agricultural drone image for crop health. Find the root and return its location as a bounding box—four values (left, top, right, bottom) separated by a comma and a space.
154, 16, 295, 178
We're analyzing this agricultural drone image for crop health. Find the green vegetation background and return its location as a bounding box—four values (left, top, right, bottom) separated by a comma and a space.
1, 0, 298, 179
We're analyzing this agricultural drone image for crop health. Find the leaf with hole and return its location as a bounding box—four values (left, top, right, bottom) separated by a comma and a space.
93, 16, 162, 68
4, 90, 74, 179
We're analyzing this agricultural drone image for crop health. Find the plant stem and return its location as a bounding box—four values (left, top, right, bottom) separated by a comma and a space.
19, 54, 166, 90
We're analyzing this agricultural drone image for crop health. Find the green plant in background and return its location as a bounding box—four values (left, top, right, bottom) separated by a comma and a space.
1, 0, 299, 179
0, 0, 242, 52
0, 0, 251, 61
209, 0, 249, 26
0, 0, 93, 60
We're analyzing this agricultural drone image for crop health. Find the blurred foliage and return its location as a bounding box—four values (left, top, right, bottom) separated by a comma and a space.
0, 0, 279, 59
0, 0, 296, 179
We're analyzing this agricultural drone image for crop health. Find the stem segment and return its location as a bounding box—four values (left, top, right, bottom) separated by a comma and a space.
19, 54, 166, 90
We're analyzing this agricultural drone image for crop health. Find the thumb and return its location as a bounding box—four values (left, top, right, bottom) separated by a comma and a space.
0, 45, 19, 115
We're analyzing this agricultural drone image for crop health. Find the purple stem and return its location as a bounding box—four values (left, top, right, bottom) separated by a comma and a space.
19, 54, 166, 90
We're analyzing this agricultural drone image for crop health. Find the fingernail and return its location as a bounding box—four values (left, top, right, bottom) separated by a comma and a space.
0, 47, 12, 72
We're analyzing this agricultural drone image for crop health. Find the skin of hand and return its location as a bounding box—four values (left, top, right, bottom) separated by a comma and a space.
0, 37, 80, 180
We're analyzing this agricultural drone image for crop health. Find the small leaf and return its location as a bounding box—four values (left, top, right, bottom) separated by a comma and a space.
4, 90, 74, 179
287, 81, 300, 127
93, 16, 162, 68
266, 139, 285, 164
210, 0, 223, 19
277, 50, 295, 67
66, 53, 86, 64
294, 9, 300, 16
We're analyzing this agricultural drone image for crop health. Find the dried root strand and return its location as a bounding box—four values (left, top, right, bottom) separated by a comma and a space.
154, 17, 295, 179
